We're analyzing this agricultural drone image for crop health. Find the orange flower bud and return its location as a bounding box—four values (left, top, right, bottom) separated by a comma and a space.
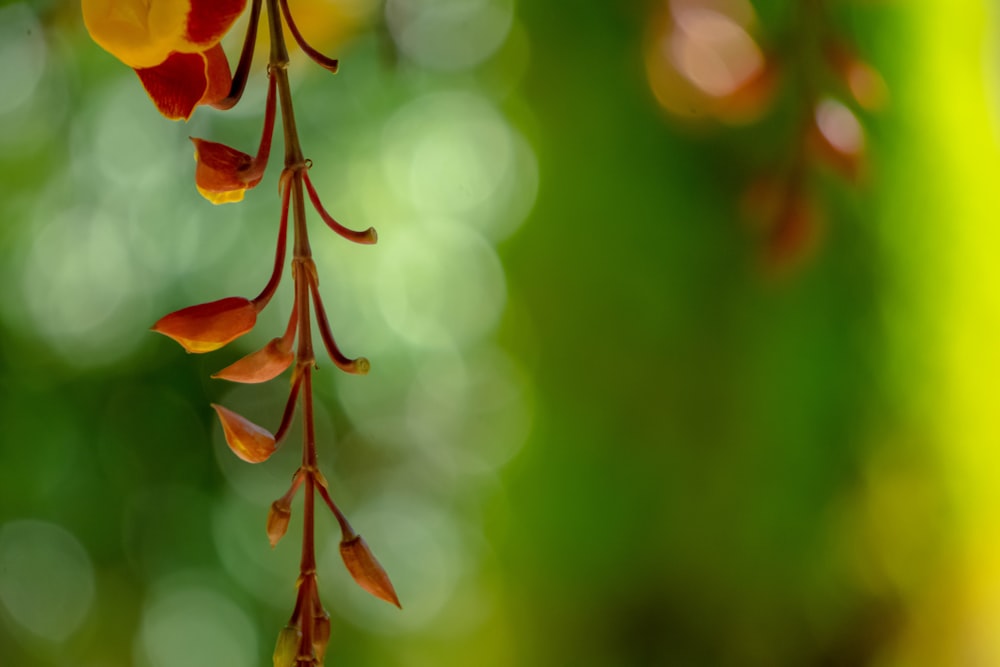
191, 138, 266, 204
272, 625, 301, 667
212, 403, 277, 463
152, 296, 257, 353
312, 611, 331, 663
339, 535, 401, 608
266, 498, 292, 548
213, 337, 294, 383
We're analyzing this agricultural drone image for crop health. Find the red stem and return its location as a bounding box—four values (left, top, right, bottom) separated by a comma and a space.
279, 0, 340, 73
214, 0, 263, 110
273, 373, 303, 444
303, 171, 377, 244
309, 278, 370, 374
251, 163, 291, 309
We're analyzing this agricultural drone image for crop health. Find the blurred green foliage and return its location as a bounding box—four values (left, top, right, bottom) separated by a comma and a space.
1, 1, 997, 666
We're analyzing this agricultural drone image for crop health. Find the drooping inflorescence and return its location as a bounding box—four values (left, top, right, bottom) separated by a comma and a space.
82, 0, 399, 663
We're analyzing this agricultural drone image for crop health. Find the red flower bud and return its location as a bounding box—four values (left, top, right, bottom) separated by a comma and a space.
191, 138, 266, 204
212, 337, 295, 383
211, 403, 277, 463
152, 296, 257, 353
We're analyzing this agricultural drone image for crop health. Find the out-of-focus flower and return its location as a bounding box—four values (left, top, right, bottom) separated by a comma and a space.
82, 0, 247, 119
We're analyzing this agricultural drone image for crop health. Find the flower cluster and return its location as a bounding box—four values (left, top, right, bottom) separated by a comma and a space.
83, 0, 398, 663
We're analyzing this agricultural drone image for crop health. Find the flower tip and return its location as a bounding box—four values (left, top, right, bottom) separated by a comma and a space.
353, 357, 371, 375
362, 227, 378, 244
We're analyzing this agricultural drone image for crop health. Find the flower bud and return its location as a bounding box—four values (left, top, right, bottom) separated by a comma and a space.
152, 296, 257, 353
312, 611, 331, 663
211, 403, 277, 463
272, 625, 301, 667
267, 499, 292, 548
191, 138, 266, 204
213, 337, 294, 383
340, 535, 401, 608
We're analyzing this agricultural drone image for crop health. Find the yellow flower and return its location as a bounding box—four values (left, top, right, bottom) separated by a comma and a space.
82, 0, 247, 119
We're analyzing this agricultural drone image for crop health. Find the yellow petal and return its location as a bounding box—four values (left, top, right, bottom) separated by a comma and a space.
82, 0, 190, 69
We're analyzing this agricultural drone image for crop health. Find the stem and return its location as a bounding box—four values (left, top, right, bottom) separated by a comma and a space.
214, 0, 263, 110
266, 0, 321, 663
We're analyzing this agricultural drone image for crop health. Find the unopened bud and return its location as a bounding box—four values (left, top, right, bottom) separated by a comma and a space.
152, 297, 258, 353
340, 535, 401, 608
213, 337, 294, 384
272, 625, 301, 667
312, 611, 331, 663
212, 403, 277, 463
267, 499, 292, 548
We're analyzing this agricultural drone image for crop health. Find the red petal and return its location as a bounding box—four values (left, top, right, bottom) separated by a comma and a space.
152, 296, 257, 353
340, 535, 401, 608
186, 0, 248, 48
212, 403, 277, 463
135, 51, 207, 121
199, 43, 232, 107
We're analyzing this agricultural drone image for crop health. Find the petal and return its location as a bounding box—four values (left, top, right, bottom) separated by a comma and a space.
191, 138, 265, 204
184, 0, 248, 50
152, 296, 257, 353
135, 51, 208, 120
82, 0, 189, 68
199, 42, 233, 107
212, 404, 276, 463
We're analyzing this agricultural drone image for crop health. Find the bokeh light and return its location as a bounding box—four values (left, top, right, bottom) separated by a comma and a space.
385, 0, 514, 71
136, 582, 258, 667
0, 520, 95, 643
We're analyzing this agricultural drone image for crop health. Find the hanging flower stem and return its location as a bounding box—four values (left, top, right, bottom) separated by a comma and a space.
263, 0, 325, 662
83, 0, 399, 662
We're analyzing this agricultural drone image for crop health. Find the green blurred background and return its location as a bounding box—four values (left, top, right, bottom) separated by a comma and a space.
2, 0, 999, 665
